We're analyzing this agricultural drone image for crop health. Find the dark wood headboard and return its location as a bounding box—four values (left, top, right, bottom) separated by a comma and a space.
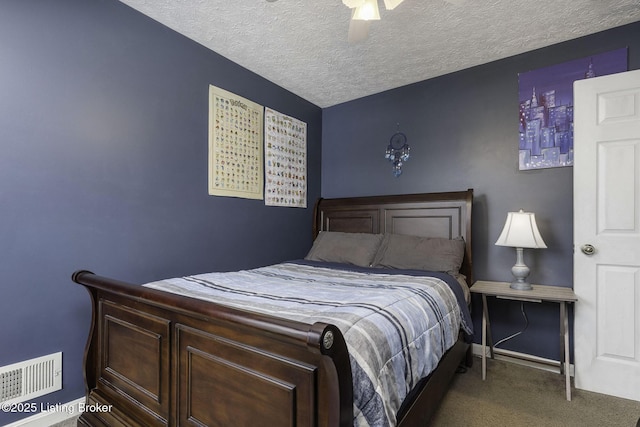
313, 189, 473, 284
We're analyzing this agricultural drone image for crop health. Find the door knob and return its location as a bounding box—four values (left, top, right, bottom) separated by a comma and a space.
581, 244, 596, 255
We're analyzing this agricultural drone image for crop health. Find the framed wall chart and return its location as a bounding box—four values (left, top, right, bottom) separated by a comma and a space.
208, 85, 264, 199
264, 108, 307, 208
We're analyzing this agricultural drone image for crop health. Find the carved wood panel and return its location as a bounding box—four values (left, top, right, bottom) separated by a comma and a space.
175, 324, 317, 427
383, 206, 463, 238
98, 300, 171, 426
320, 208, 379, 234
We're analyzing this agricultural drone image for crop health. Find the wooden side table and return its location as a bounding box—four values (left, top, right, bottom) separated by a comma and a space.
470, 280, 577, 401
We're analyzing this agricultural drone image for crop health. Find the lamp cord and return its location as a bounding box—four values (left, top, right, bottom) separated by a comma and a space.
494, 302, 528, 348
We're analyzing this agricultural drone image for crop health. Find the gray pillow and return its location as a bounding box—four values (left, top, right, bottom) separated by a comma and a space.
372, 234, 465, 273
305, 231, 383, 267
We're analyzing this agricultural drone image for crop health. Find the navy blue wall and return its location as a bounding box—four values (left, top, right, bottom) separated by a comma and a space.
322, 22, 640, 360
0, 0, 321, 423
1, 1, 639, 422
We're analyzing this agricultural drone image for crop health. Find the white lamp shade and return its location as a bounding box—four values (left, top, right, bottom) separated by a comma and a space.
495, 210, 547, 249
352, 0, 381, 20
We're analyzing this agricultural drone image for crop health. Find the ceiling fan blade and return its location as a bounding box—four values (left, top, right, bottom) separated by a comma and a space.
348, 19, 370, 43
383, 0, 404, 10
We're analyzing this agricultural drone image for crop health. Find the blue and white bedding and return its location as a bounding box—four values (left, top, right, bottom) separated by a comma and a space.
144, 260, 473, 427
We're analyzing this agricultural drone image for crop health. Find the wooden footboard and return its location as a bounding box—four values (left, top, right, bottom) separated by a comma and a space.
73, 270, 353, 427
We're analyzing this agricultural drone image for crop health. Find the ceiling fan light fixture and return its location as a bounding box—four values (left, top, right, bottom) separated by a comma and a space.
352, 0, 381, 21
383, 0, 404, 10
343, 0, 365, 8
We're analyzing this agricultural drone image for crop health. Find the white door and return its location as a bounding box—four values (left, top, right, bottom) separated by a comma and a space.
574, 68, 640, 402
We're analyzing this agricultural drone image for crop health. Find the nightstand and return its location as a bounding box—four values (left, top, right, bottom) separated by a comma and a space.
470, 280, 577, 401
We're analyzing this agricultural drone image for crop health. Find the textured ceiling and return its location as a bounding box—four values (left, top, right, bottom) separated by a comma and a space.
118, 0, 640, 108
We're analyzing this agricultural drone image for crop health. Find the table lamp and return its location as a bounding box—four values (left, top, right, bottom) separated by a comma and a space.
495, 209, 547, 290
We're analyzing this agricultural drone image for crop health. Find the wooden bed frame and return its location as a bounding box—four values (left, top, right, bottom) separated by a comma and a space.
72, 189, 473, 426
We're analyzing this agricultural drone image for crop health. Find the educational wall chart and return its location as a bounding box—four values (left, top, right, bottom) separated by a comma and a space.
264, 108, 307, 208
208, 85, 264, 199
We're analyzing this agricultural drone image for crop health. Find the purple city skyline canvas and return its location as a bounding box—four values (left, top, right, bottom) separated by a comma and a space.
518, 48, 628, 170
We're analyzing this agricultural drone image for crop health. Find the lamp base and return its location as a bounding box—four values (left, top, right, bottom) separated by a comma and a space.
510, 280, 532, 291
510, 247, 532, 291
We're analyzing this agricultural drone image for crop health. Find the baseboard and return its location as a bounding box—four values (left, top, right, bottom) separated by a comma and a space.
472, 343, 575, 377
4, 397, 83, 427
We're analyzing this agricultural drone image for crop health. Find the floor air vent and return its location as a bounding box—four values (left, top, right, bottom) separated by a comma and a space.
0, 352, 62, 404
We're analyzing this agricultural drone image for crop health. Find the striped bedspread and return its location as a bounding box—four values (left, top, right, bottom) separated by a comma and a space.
144, 260, 473, 427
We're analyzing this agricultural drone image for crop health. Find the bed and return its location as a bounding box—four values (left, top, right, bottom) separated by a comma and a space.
72, 189, 474, 427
